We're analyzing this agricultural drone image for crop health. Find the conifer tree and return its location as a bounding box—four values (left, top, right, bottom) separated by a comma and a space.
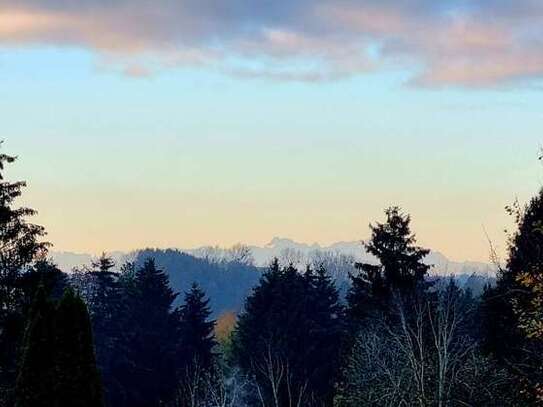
174, 283, 217, 406
14, 287, 56, 407
16, 288, 104, 407
347, 206, 430, 324
0, 147, 49, 311
84, 254, 125, 407
18, 259, 68, 314
303, 265, 345, 406
55, 289, 103, 407
0, 145, 49, 401
233, 260, 343, 407
121, 258, 178, 407
176, 283, 216, 370
88, 254, 122, 325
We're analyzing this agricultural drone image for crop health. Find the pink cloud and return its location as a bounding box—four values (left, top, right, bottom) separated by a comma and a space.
1, 1, 543, 87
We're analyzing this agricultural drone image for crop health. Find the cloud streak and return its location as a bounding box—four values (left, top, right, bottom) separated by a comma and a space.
2, 0, 543, 87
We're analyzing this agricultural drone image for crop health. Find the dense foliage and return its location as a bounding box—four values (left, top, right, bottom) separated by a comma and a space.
481, 189, 543, 403
233, 260, 344, 407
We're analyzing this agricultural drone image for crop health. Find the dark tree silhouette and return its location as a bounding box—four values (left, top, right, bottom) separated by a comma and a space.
233, 260, 344, 407
18, 259, 68, 314
347, 206, 430, 325
0, 145, 49, 402
15, 288, 103, 407
481, 190, 543, 402
14, 287, 56, 407
121, 258, 178, 407
83, 254, 126, 407
54, 289, 103, 407
303, 265, 345, 406
174, 283, 217, 406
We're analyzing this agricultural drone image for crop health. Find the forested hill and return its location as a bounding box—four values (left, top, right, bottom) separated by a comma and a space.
52, 248, 494, 316
136, 249, 494, 309
132, 249, 262, 315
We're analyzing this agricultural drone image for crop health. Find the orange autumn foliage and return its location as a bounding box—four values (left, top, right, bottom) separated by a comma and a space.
215, 311, 237, 344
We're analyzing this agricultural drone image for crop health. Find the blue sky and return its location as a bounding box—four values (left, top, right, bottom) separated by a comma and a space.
2, 2, 543, 261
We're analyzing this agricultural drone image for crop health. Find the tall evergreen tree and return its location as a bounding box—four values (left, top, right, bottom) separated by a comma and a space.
18, 259, 68, 314
0, 145, 49, 401
303, 265, 345, 406
0, 147, 49, 311
55, 289, 103, 407
176, 283, 216, 370
121, 258, 178, 407
84, 254, 125, 407
174, 283, 217, 406
14, 287, 56, 407
347, 206, 430, 324
233, 260, 344, 407
15, 288, 103, 407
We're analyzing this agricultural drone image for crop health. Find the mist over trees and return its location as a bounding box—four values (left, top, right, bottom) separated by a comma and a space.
1, 144, 543, 406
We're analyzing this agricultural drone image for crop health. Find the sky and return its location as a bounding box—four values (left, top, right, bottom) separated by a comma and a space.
2, 0, 543, 262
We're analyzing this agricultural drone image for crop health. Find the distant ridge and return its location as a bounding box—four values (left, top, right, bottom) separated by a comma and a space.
50, 236, 496, 277
49, 240, 496, 314
246, 237, 495, 276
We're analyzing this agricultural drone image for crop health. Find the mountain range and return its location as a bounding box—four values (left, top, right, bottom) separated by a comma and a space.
50, 237, 495, 276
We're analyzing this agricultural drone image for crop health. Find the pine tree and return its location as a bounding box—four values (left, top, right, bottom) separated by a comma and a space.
347, 206, 430, 324
55, 289, 103, 407
233, 260, 344, 407
14, 286, 56, 407
88, 254, 122, 323
176, 283, 216, 370
0, 145, 49, 402
303, 265, 345, 406
18, 259, 68, 314
0, 147, 49, 311
121, 258, 178, 407
15, 288, 104, 407
174, 283, 217, 406
84, 254, 125, 407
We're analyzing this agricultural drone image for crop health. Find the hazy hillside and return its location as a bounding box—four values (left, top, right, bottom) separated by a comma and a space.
133, 249, 261, 315
50, 240, 495, 313
51, 249, 261, 316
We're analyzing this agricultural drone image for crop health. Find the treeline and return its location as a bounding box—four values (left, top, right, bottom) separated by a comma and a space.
1, 146, 543, 406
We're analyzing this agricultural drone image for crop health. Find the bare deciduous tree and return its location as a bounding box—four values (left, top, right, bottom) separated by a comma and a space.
249, 342, 310, 407
338, 286, 513, 407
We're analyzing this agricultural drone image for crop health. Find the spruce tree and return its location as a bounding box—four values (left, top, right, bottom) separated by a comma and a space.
15, 287, 104, 407
0, 145, 49, 398
233, 260, 344, 407
85, 254, 125, 407
347, 206, 430, 324
18, 259, 68, 314
122, 258, 178, 407
14, 286, 56, 407
55, 289, 103, 407
303, 265, 345, 406
176, 283, 216, 370
0, 147, 49, 310
174, 283, 217, 406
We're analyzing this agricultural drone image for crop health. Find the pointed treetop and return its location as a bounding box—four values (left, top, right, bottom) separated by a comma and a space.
92, 253, 115, 273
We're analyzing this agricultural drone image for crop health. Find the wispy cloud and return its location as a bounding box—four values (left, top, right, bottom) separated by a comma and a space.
2, 0, 543, 87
